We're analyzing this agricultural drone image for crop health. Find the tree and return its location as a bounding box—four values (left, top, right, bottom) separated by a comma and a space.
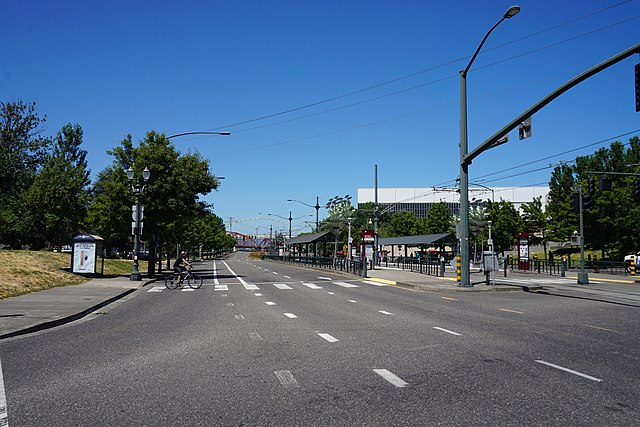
424, 201, 454, 234
0, 101, 51, 247
21, 124, 91, 249
521, 196, 548, 258
85, 131, 221, 274
485, 200, 522, 254
381, 211, 420, 237
545, 163, 577, 244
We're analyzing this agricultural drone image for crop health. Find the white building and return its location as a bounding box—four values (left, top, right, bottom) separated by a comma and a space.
357, 186, 550, 217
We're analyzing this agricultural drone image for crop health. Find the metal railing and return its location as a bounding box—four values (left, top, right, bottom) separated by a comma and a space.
264, 255, 368, 277
381, 256, 446, 277
504, 255, 629, 276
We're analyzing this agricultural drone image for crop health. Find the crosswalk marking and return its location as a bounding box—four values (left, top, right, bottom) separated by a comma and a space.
302, 283, 322, 290
243, 283, 260, 290
318, 277, 332, 281
215, 284, 228, 291
334, 281, 359, 288
148, 286, 164, 293
284, 313, 297, 319
274, 370, 300, 389
181, 288, 195, 292
273, 283, 293, 290
362, 280, 388, 287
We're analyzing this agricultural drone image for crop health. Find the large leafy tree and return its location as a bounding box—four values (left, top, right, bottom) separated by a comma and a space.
86, 131, 222, 274
21, 124, 91, 249
521, 196, 548, 258
424, 201, 454, 234
485, 200, 522, 254
0, 101, 51, 247
546, 163, 577, 244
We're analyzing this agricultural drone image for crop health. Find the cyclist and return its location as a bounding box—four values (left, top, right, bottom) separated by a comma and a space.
173, 251, 192, 284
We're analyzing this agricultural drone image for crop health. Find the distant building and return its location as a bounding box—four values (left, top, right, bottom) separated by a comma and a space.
357, 186, 550, 217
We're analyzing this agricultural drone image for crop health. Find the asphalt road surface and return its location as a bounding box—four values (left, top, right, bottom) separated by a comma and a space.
1, 251, 639, 426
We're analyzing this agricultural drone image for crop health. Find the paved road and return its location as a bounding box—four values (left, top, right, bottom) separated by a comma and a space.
1, 252, 639, 426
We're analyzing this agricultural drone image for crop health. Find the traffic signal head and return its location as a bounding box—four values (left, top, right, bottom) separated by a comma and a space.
599, 177, 612, 191
570, 192, 580, 214
583, 178, 595, 210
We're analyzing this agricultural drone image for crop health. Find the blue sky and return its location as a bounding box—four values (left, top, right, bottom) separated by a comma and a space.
2, 0, 638, 237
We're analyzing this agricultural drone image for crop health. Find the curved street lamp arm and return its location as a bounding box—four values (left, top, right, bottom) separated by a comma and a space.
167, 131, 231, 139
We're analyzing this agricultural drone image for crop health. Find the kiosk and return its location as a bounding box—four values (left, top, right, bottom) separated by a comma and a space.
71, 234, 104, 275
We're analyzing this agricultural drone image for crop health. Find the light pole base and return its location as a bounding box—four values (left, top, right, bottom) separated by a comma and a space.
577, 271, 589, 285
130, 273, 141, 281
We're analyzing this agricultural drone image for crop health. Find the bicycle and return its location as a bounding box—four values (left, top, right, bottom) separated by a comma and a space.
165, 265, 203, 289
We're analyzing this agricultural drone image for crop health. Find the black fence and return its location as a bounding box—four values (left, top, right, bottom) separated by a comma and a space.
380, 256, 446, 277
505, 255, 628, 276
265, 255, 368, 277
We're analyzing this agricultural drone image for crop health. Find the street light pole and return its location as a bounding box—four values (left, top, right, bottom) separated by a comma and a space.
459, 5, 520, 288
127, 166, 150, 281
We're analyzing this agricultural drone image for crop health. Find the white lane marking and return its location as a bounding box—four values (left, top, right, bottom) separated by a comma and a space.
214, 284, 228, 291
274, 370, 300, 389
249, 332, 263, 340
334, 281, 359, 288
273, 283, 293, 290
302, 283, 322, 290
349, 300, 357, 303
318, 333, 339, 343
213, 260, 219, 285
266, 302, 276, 306
284, 275, 291, 278
318, 277, 332, 281
148, 286, 164, 293
223, 261, 258, 289
254, 293, 263, 297
273, 272, 279, 275
535, 360, 603, 382
227, 303, 235, 307
373, 369, 409, 388
181, 288, 195, 292
379, 311, 394, 315
284, 313, 298, 319
235, 315, 245, 320
433, 327, 461, 336
327, 292, 335, 295
0, 355, 8, 426
362, 280, 388, 287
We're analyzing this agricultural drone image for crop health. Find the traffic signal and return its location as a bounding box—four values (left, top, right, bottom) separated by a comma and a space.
599, 177, 613, 191
634, 180, 640, 201
518, 117, 532, 140
570, 192, 580, 213
583, 178, 595, 210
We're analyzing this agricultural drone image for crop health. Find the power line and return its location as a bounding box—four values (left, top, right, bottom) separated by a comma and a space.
199, 2, 634, 134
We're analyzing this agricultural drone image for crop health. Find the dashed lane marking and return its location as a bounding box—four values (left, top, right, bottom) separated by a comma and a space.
284, 313, 298, 319
317, 333, 339, 343
373, 369, 408, 388
582, 324, 619, 333
535, 360, 603, 382
215, 285, 228, 291
302, 283, 323, 290
274, 370, 300, 389
273, 283, 293, 290
362, 280, 389, 287
433, 327, 461, 336
499, 308, 523, 314
441, 297, 457, 301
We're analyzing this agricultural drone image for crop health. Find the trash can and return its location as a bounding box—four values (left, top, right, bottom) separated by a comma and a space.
71, 234, 104, 275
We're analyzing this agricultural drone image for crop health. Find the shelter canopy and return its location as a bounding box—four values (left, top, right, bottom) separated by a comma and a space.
285, 231, 335, 245
378, 233, 456, 247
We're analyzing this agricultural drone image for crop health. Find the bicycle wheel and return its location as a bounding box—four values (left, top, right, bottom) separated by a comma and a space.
165, 275, 179, 290
188, 274, 202, 289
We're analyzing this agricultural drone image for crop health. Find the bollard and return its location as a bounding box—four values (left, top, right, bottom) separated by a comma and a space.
631, 258, 636, 277
504, 254, 509, 277
561, 257, 566, 277
362, 259, 368, 278
440, 258, 445, 277
456, 255, 461, 283
593, 255, 598, 273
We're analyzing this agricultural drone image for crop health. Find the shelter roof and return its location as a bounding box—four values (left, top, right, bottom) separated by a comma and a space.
285, 231, 335, 245
378, 233, 456, 247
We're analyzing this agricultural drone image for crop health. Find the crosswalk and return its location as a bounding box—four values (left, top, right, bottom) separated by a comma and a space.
147, 279, 376, 293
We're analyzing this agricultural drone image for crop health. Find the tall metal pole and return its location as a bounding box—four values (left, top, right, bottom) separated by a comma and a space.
373, 164, 379, 269
288, 211, 292, 239
458, 5, 520, 287
578, 186, 589, 284
131, 189, 141, 281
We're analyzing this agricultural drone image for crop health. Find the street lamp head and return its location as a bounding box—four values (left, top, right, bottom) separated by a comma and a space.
504, 5, 520, 19
142, 166, 151, 182
126, 167, 134, 181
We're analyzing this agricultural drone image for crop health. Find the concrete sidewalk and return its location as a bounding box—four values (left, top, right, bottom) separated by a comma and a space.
0, 276, 154, 340
2, 262, 639, 341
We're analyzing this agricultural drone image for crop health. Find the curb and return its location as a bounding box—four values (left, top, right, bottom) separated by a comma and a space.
0, 278, 155, 341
